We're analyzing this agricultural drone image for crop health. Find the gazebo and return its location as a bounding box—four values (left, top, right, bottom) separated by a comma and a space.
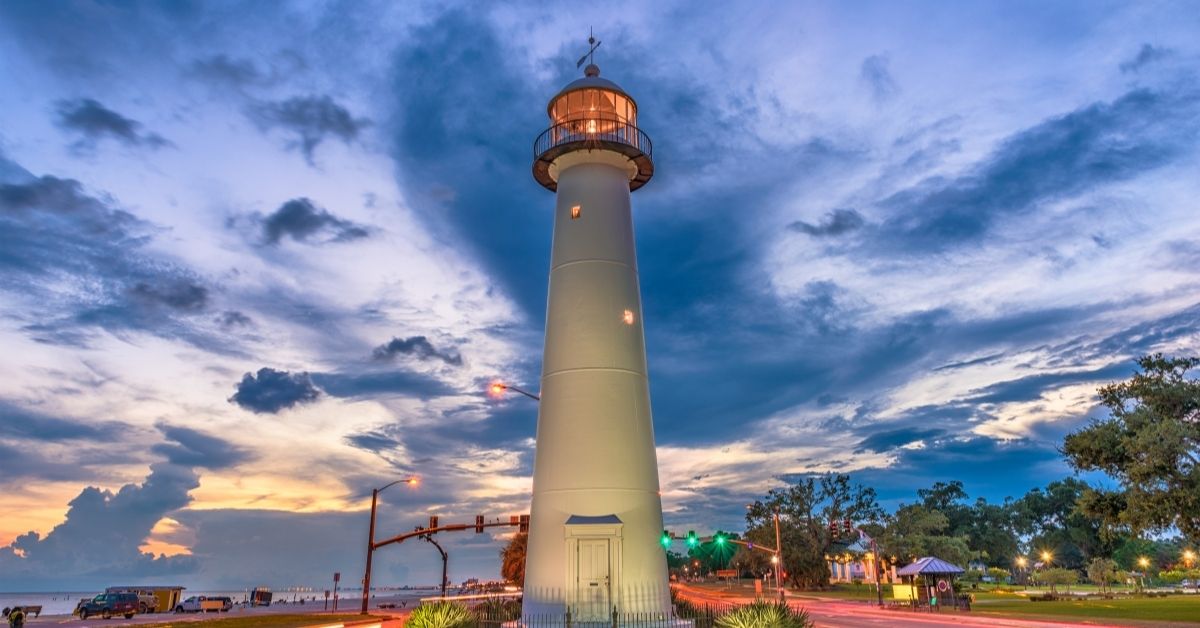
893, 557, 966, 610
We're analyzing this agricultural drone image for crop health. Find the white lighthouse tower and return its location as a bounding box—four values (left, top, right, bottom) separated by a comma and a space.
523, 49, 668, 621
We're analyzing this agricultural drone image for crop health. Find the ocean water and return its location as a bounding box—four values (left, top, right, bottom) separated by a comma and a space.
0, 588, 439, 617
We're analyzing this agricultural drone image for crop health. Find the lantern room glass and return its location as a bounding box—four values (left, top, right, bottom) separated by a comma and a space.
549, 88, 639, 147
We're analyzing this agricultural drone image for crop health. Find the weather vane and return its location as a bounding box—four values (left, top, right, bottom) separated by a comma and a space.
576, 27, 601, 68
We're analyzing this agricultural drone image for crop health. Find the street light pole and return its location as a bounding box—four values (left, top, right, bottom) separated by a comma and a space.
772, 509, 783, 594
489, 382, 540, 401
361, 487, 380, 614
361, 477, 418, 614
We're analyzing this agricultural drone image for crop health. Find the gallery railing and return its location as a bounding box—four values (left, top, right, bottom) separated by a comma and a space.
534, 119, 653, 162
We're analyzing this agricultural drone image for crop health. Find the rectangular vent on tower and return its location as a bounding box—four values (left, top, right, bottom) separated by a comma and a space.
571, 205, 582, 220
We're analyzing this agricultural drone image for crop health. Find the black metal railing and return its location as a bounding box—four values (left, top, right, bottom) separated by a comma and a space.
534, 119, 652, 162
408, 590, 820, 628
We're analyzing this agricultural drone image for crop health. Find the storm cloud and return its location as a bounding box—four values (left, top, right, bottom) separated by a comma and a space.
250, 95, 369, 164
789, 209, 865, 237
0, 463, 199, 588
152, 424, 253, 470
259, 197, 369, 245
0, 166, 216, 347
1120, 43, 1172, 73
54, 98, 170, 151
372, 335, 462, 366
876, 86, 1200, 252
229, 368, 321, 413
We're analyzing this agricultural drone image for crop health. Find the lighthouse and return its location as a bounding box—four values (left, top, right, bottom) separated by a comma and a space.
523, 52, 669, 621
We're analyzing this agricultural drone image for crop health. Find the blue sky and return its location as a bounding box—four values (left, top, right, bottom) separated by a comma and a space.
1, 0, 1198, 590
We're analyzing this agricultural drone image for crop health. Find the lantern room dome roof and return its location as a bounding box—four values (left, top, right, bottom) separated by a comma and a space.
547, 64, 637, 116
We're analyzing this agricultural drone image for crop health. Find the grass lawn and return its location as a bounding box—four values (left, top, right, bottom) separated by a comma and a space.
972, 595, 1200, 623
136, 614, 385, 628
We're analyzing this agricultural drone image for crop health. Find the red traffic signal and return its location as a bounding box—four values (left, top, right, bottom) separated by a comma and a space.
429, 515, 439, 530
519, 514, 530, 533
829, 520, 840, 540
842, 519, 853, 536
475, 515, 485, 533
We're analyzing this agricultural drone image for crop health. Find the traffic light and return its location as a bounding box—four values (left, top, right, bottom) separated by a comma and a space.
714, 532, 726, 546
660, 530, 671, 549
686, 530, 699, 548
829, 519, 840, 540
475, 515, 485, 533
842, 519, 853, 536
429, 516, 439, 530
519, 514, 529, 533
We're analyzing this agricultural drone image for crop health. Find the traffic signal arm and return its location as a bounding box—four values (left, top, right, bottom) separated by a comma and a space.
726, 538, 778, 554
373, 517, 529, 550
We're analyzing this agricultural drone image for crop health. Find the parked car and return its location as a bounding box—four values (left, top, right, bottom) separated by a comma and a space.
174, 596, 227, 613
77, 593, 138, 620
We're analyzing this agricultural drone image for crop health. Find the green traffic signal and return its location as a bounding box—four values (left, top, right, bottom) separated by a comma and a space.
660, 530, 671, 548
714, 533, 726, 546
686, 530, 698, 548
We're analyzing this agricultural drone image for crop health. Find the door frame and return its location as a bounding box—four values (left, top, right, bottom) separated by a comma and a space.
564, 518, 623, 617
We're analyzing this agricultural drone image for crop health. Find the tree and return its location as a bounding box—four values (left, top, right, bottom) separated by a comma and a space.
744, 474, 884, 589
1033, 567, 1078, 595
914, 481, 1020, 567
687, 531, 738, 573
986, 567, 1010, 584
730, 543, 770, 577
1011, 478, 1117, 569
918, 481, 971, 534
1062, 354, 1200, 544
877, 504, 971, 569
965, 498, 1021, 567
499, 532, 526, 586
1086, 558, 1121, 593
1112, 536, 1182, 572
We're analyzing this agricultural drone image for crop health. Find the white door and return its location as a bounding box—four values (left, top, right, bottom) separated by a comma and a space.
576, 538, 610, 620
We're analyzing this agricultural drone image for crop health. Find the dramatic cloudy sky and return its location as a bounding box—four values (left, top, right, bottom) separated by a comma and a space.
1, 0, 1198, 590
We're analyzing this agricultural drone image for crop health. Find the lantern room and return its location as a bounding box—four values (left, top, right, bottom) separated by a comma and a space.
548, 65, 638, 131
533, 64, 653, 192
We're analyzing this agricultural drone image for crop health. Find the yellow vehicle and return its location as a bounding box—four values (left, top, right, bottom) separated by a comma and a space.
105, 586, 185, 614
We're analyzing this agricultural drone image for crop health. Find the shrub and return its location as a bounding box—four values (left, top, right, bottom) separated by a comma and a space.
474, 597, 521, 623
715, 600, 813, 628
407, 600, 476, 628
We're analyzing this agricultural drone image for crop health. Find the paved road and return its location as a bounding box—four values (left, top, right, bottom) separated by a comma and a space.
674, 583, 1138, 628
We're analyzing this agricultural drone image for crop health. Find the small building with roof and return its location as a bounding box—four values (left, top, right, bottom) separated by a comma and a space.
892, 557, 966, 610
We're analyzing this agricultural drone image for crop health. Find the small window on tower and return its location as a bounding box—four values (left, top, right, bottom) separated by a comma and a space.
571, 205, 582, 220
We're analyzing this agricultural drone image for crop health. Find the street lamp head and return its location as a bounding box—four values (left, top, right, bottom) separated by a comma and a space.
771, 555, 779, 564
488, 382, 507, 397
406, 477, 419, 486
1138, 556, 1150, 568
1016, 557, 1027, 567
1041, 551, 1052, 562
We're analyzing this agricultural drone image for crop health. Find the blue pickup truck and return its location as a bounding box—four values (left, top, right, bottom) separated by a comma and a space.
77, 592, 138, 620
